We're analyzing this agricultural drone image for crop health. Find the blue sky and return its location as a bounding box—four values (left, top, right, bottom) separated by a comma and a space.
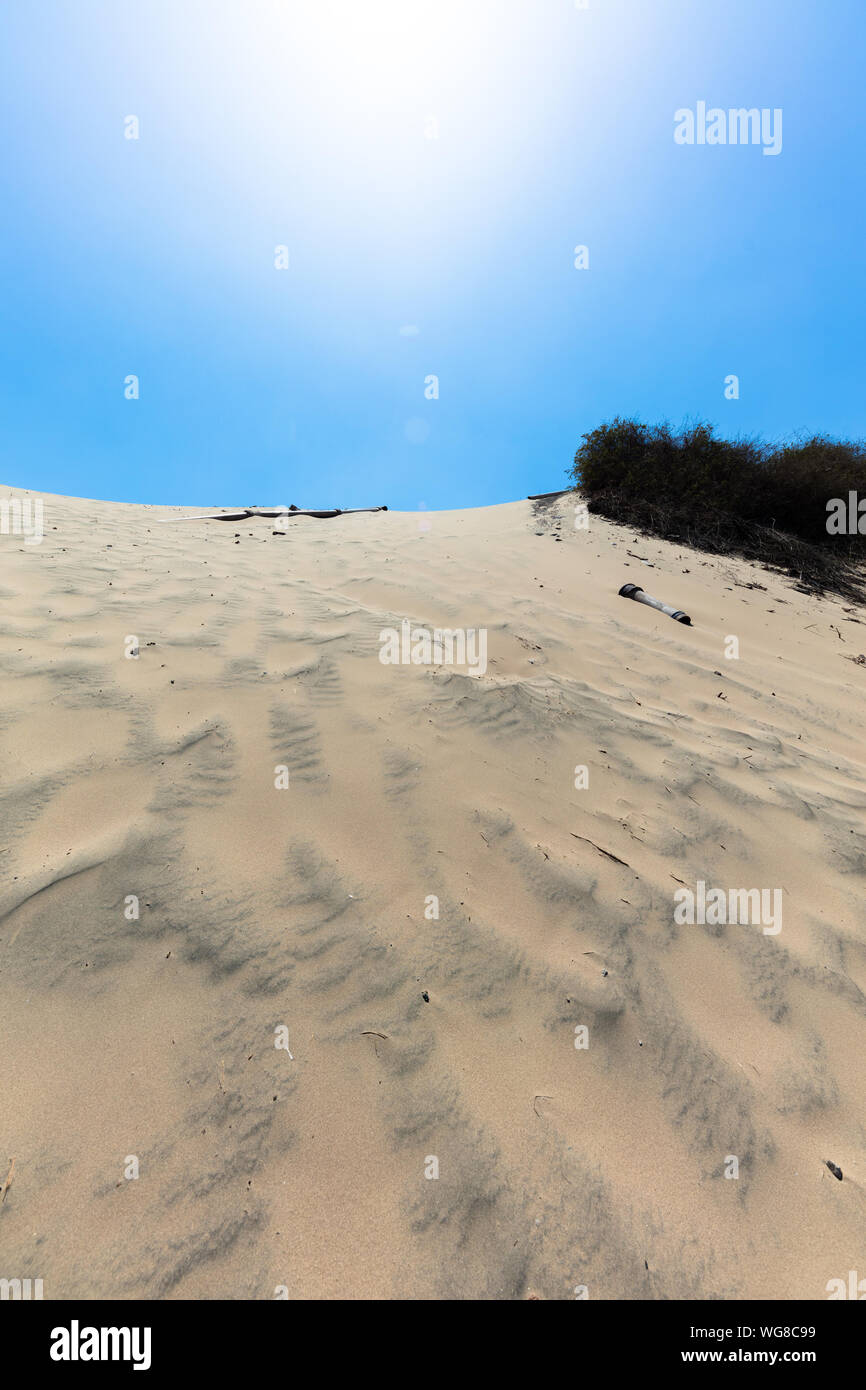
1, 0, 864, 508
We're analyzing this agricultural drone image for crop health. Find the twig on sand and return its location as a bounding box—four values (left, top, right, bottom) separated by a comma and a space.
361, 1031, 389, 1040
569, 833, 632, 869
1, 1156, 15, 1203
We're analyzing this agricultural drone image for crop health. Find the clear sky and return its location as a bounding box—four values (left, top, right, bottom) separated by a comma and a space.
1, 0, 863, 508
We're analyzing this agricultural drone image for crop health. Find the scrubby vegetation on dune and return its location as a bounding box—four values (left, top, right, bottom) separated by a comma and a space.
568, 418, 866, 602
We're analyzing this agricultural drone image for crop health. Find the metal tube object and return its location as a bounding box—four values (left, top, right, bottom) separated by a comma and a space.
618, 582, 691, 625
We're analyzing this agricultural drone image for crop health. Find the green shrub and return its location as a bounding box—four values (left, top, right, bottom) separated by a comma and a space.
568, 418, 866, 599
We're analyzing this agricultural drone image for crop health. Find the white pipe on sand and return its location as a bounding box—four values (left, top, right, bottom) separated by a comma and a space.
618, 582, 691, 625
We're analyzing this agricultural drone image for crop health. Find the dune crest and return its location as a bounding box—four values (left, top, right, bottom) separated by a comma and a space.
1, 486, 864, 1300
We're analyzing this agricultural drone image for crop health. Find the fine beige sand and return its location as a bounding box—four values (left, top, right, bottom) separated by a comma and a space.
1, 484, 864, 1300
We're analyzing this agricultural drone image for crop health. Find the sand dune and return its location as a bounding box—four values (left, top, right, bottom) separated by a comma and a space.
1, 484, 865, 1299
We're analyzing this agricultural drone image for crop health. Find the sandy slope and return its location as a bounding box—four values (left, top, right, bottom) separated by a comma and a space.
1, 484, 864, 1301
